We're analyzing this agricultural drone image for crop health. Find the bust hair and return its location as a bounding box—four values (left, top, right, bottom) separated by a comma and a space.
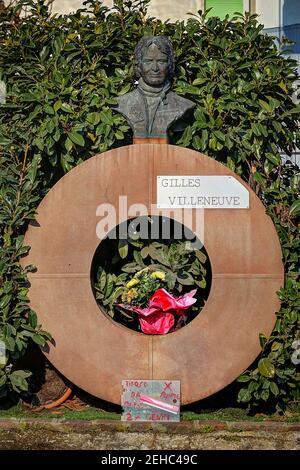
134, 36, 175, 79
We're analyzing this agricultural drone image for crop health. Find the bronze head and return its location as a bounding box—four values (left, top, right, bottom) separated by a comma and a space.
134, 36, 175, 87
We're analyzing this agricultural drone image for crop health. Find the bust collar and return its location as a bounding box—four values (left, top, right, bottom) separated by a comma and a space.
138, 78, 171, 104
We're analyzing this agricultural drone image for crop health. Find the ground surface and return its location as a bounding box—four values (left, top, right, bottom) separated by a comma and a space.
0, 418, 299, 450
0, 403, 299, 450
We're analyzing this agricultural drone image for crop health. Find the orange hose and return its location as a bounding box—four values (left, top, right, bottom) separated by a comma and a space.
43, 383, 74, 409
33, 383, 74, 411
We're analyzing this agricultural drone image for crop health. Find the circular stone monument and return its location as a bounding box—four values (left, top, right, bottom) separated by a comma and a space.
23, 144, 284, 405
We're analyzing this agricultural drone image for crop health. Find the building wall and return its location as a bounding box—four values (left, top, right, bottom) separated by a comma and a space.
50, 0, 204, 21
256, 0, 300, 167
256, 0, 300, 28
51, 0, 90, 14
255, 0, 279, 29
147, 0, 204, 21
257, 0, 300, 62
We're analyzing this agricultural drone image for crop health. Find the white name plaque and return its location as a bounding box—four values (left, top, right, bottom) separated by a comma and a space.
157, 176, 249, 209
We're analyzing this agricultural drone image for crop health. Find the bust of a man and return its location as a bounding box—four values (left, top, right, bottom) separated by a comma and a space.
115, 36, 195, 139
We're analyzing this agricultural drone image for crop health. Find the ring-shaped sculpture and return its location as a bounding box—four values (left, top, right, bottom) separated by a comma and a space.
23, 144, 284, 405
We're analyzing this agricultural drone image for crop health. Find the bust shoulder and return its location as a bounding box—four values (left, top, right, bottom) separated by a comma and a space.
167, 91, 196, 113
117, 89, 139, 109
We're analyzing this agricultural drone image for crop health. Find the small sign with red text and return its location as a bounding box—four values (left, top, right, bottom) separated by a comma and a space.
121, 380, 180, 422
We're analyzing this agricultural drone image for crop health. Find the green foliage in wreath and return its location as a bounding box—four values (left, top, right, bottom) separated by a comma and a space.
93, 235, 208, 330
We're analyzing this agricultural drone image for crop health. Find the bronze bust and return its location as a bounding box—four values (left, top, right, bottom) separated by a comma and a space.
115, 36, 195, 139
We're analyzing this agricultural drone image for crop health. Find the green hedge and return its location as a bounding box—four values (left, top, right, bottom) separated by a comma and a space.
0, 0, 299, 410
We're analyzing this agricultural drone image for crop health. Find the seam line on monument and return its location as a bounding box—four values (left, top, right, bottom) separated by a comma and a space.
28, 273, 283, 279
28, 273, 89, 278
213, 274, 283, 279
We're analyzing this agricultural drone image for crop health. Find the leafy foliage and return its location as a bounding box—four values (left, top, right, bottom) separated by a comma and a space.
0, 151, 52, 397
0, 0, 299, 408
237, 162, 300, 411
93, 224, 209, 330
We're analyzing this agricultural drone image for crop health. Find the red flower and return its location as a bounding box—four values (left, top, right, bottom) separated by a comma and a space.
116, 288, 197, 335
150, 288, 197, 315
139, 311, 175, 335
149, 288, 178, 311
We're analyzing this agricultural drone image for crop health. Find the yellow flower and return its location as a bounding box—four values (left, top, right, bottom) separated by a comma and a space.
151, 271, 166, 281
126, 278, 140, 288
125, 288, 138, 303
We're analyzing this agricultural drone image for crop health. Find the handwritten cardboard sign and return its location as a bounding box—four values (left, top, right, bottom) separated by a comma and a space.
121, 380, 180, 422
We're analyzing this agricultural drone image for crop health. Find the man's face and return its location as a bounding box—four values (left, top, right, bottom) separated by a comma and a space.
140, 43, 169, 87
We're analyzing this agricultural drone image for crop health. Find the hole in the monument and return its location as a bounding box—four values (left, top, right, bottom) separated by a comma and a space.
91, 216, 211, 335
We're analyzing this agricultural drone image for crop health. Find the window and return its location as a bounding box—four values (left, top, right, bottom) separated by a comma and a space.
205, 0, 244, 19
